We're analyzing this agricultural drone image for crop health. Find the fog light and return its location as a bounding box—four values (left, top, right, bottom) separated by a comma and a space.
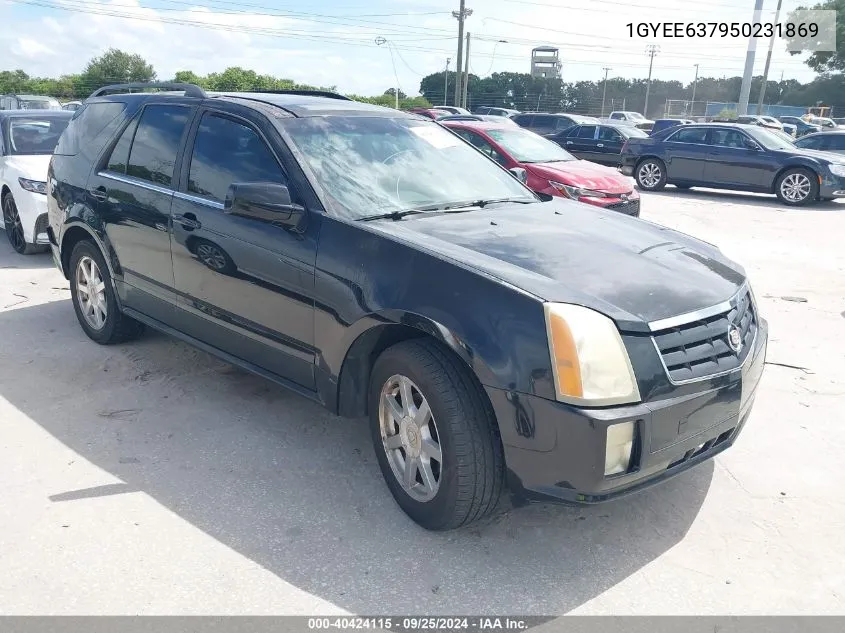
605, 421, 634, 476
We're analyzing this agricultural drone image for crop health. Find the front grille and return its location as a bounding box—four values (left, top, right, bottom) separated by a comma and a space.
34, 213, 49, 235
605, 198, 640, 216
652, 289, 756, 382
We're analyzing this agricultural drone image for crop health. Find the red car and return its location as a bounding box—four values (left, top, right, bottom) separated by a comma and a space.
441, 121, 640, 215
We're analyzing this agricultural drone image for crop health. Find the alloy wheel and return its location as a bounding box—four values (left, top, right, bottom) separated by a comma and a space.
378, 374, 442, 502
780, 172, 811, 202
75, 255, 108, 330
2, 197, 26, 253
196, 243, 227, 271
638, 162, 661, 188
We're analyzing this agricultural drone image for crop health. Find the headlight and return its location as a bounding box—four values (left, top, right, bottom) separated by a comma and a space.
18, 178, 47, 195
829, 164, 845, 177
543, 303, 640, 405
549, 180, 608, 199
605, 421, 635, 476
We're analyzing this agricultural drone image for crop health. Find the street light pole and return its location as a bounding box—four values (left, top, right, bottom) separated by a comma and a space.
644, 44, 659, 117
691, 63, 699, 107
444, 58, 450, 106
737, 0, 765, 115
757, 0, 783, 114
462, 32, 471, 109
452, 0, 472, 107
601, 67, 611, 117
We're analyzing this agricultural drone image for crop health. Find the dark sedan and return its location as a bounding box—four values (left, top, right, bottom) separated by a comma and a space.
547, 123, 649, 167
794, 130, 845, 155
620, 123, 845, 205
779, 116, 823, 137
511, 112, 599, 136
650, 119, 693, 136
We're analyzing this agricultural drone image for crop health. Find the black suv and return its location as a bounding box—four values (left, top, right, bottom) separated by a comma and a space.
48, 83, 767, 530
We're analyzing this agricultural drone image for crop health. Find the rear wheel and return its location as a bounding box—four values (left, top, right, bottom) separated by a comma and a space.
69, 240, 144, 344
368, 340, 504, 530
2, 193, 41, 255
635, 158, 667, 191
775, 168, 818, 206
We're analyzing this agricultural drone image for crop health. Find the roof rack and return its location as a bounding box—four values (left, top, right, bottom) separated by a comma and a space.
88, 82, 207, 99
250, 89, 352, 101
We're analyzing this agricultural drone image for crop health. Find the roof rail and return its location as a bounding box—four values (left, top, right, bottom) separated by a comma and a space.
250, 89, 352, 101
88, 82, 207, 99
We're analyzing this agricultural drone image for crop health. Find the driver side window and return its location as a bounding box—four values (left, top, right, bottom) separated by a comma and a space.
455, 130, 507, 166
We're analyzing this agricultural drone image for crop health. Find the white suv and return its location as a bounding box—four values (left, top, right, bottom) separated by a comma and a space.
1, 111, 72, 254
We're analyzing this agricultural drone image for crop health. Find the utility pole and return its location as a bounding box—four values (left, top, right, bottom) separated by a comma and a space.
444, 58, 450, 106
691, 63, 699, 108
601, 67, 611, 117
452, 0, 472, 107
757, 0, 782, 114
462, 32, 471, 109
644, 44, 659, 117
738, 0, 765, 115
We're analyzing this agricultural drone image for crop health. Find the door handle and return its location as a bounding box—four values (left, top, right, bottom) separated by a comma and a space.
596, 143, 604, 148
89, 186, 107, 202
172, 212, 202, 230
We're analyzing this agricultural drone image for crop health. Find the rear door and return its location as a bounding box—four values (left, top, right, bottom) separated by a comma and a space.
169, 105, 319, 390
567, 125, 598, 161
88, 102, 194, 324
662, 126, 710, 182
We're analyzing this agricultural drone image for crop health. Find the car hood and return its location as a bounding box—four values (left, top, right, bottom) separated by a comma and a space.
776, 147, 845, 163
524, 161, 634, 194
366, 199, 745, 331
3, 154, 51, 179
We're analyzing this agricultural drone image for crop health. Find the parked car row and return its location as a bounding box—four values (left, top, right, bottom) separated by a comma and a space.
33, 82, 766, 531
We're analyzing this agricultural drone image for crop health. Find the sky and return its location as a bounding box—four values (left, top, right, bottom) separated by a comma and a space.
0, 0, 822, 98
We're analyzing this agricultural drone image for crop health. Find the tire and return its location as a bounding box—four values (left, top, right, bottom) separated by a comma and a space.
635, 158, 667, 191
368, 340, 504, 531
775, 168, 818, 206
68, 240, 144, 345
2, 193, 42, 255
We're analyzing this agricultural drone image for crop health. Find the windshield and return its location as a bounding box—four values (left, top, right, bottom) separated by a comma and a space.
745, 126, 796, 150
8, 116, 70, 154
487, 128, 576, 163
19, 98, 61, 111
283, 117, 536, 220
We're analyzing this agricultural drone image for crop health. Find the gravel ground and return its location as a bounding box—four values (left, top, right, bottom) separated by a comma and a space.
1, 187, 843, 615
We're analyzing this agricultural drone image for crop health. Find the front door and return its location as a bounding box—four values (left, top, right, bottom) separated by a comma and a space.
595, 126, 625, 166
703, 128, 772, 188
566, 125, 598, 161
88, 103, 194, 323
169, 108, 319, 390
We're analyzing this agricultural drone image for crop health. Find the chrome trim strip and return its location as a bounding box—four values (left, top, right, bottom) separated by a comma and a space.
173, 191, 225, 209
647, 282, 749, 332
98, 171, 174, 197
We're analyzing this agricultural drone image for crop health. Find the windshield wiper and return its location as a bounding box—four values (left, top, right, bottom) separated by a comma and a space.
356, 209, 429, 222
356, 198, 533, 221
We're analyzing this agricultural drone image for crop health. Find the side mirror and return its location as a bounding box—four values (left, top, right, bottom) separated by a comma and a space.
224, 182, 306, 229
743, 139, 762, 151
509, 167, 528, 184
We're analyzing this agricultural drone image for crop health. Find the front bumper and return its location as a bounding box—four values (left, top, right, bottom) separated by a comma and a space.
489, 318, 768, 504
10, 189, 48, 244
818, 173, 845, 198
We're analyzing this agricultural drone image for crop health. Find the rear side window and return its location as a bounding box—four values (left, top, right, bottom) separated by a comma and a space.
827, 135, 845, 150
54, 102, 126, 156
126, 105, 190, 187
610, 113, 622, 120
564, 126, 581, 138
106, 116, 140, 173
187, 113, 286, 202
668, 127, 708, 144
577, 125, 596, 139
533, 115, 554, 130
512, 114, 533, 127
598, 126, 622, 141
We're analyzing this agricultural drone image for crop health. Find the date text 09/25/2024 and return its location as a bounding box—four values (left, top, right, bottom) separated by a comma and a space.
307, 617, 531, 631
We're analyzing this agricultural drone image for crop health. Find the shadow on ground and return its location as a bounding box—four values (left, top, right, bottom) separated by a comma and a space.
645, 186, 845, 211
0, 299, 714, 615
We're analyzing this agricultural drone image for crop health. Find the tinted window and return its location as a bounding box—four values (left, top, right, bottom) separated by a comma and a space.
610, 113, 623, 120
55, 102, 126, 156
827, 135, 845, 150
533, 115, 555, 130
106, 116, 140, 173
7, 117, 70, 155
577, 125, 596, 139
126, 105, 190, 187
453, 129, 507, 165
554, 117, 574, 131
188, 113, 285, 202
598, 126, 622, 141
564, 126, 581, 138
710, 129, 747, 148
668, 127, 708, 144
512, 114, 533, 128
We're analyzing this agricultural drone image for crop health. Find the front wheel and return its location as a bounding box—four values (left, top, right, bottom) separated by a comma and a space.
2, 194, 41, 255
635, 158, 667, 191
368, 340, 504, 530
775, 168, 818, 206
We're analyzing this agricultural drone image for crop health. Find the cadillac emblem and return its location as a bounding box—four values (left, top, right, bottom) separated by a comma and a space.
728, 325, 742, 353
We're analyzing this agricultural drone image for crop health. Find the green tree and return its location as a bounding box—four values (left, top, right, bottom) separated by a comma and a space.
383, 87, 407, 99
787, 0, 845, 73
77, 49, 156, 96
